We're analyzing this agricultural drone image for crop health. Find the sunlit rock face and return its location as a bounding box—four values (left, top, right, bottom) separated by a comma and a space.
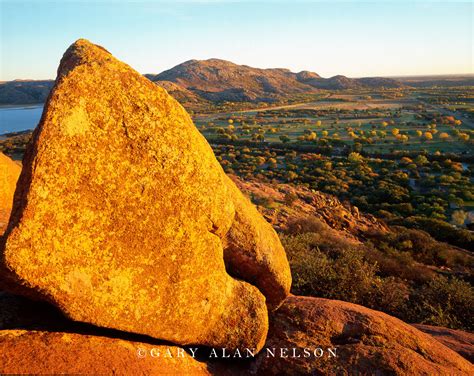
0, 153, 20, 235
0, 39, 291, 352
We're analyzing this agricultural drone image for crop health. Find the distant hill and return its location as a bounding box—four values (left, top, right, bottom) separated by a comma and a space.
148, 58, 318, 102
147, 58, 405, 102
0, 80, 54, 105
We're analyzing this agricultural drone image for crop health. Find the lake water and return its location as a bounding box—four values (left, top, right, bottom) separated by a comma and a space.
0, 106, 43, 135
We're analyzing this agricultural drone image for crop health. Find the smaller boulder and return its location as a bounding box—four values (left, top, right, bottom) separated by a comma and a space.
0, 153, 20, 234
0, 330, 211, 375
248, 295, 473, 375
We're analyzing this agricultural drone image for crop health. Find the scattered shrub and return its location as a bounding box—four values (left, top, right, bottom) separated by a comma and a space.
408, 276, 474, 330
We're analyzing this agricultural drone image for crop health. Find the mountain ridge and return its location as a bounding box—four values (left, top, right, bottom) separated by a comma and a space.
148, 58, 404, 102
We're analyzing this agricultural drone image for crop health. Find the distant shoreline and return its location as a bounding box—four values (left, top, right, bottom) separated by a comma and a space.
0, 104, 44, 110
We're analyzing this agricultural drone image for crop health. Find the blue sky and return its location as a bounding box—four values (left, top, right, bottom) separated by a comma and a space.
1, 0, 472, 80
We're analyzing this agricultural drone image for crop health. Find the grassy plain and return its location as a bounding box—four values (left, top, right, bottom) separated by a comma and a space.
195, 88, 473, 156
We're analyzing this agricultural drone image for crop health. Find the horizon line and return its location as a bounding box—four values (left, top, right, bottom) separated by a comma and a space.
2, 65, 473, 83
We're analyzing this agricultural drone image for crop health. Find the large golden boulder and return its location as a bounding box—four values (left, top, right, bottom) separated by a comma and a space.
0, 39, 290, 351
0, 153, 20, 235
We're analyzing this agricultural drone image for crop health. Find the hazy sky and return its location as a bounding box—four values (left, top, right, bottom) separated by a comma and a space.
1, 0, 472, 80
